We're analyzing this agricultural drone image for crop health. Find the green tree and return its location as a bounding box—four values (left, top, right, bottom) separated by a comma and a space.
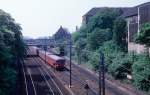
136, 23, 150, 54
132, 54, 150, 91
136, 23, 150, 46
0, 9, 26, 95
87, 8, 121, 32
113, 17, 127, 51
88, 28, 111, 50
99, 41, 121, 69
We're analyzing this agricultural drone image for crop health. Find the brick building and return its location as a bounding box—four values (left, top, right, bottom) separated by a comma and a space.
82, 2, 150, 53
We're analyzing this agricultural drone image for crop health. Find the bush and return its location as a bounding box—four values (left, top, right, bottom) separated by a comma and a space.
99, 41, 122, 70
0, 66, 16, 95
132, 54, 150, 91
88, 51, 99, 71
108, 52, 133, 79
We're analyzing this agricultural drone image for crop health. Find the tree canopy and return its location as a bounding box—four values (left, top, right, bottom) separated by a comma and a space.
113, 17, 127, 51
72, 8, 127, 51
136, 22, 150, 47
0, 9, 26, 95
71, 8, 150, 93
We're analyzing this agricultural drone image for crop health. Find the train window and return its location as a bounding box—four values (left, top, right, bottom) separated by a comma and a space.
56, 60, 65, 64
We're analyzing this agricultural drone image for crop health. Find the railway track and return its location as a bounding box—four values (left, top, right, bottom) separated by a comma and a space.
25, 48, 142, 95
37, 57, 97, 95
35, 57, 72, 95
22, 55, 70, 95
21, 59, 36, 95
65, 60, 125, 95
62, 68, 97, 95
33, 57, 67, 95
64, 59, 141, 95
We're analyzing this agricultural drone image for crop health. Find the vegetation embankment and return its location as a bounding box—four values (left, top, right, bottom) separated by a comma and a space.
71, 9, 150, 93
0, 9, 26, 95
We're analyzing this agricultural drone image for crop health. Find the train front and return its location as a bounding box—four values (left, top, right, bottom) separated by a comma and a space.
55, 58, 65, 69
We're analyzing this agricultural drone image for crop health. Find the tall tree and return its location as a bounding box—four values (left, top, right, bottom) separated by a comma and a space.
0, 9, 26, 95
87, 8, 121, 33
113, 17, 127, 51
88, 28, 111, 50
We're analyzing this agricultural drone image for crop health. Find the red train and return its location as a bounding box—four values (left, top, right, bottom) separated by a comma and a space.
29, 46, 65, 69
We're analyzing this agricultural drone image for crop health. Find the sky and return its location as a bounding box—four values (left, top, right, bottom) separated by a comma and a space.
0, 0, 149, 38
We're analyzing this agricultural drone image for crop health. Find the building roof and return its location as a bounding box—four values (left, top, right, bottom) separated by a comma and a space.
122, 7, 138, 17
123, 2, 150, 17
56, 26, 69, 36
83, 7, 107, 17
83, 2, 150, 18
83, 7, 131, 17
136, 2, 150, 7
54, 26, 71, 40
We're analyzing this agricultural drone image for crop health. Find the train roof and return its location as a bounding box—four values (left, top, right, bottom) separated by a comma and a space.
40, 50, 65, 61
48, 54, 65, 61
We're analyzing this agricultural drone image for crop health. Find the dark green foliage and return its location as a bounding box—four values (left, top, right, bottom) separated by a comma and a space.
0, 67, 16, 95
132, 54, 150, 91
87, 8, 121, 32
113, 17, 127, 51
80, 49, 90, 62
99, 40, 121, 55
74, 38, 87, 50
72, 31, 80, 43
136, 23, 150, 46
135, 22, 150, 55
0, 9, 26, 95
99, 41, 121, 69
71, 7, 150, 92
108, 52, 133, 79
0, 47, 12, 65
88, 51, 99, 71
88, 28, 112, 50
0, 9, 26, 59
72, 8, 128, 73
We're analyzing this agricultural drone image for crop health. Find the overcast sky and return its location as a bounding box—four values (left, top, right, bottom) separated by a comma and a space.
0, 0, 149, 38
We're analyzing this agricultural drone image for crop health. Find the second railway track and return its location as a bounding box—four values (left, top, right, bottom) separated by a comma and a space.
23, 56, 70, 95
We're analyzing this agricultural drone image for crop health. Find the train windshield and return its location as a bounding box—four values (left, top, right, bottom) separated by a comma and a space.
56, 60, 65, 64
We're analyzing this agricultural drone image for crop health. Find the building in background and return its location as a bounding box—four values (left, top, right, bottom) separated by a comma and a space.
82, 2, 150, 53
124, 2, 150, 53
53, 26, 71, 43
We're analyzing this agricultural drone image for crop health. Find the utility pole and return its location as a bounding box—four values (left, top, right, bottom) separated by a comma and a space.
69, 36, 72, 88
99, 53, 101, 95
99, 51, 105, 95
44, 39, 47, 64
